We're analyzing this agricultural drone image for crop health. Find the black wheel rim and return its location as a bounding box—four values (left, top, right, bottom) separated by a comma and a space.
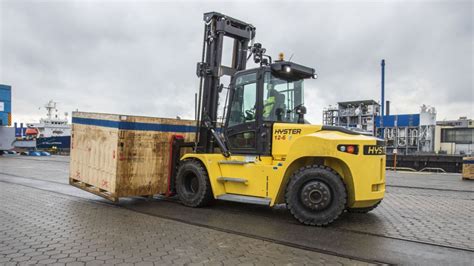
183, 172, 199, 194
299, 180, 332, 211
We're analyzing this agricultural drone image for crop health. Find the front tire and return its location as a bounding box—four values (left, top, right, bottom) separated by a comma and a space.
176, 160, 213, 207
285, 165, 347, 226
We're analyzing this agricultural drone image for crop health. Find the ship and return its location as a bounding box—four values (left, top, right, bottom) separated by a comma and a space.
16, 100, 71, 150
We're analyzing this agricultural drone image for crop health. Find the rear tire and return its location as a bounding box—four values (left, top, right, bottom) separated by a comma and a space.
285, 165, 347, 226
176, 160, 213, 207
347, 200, 381, 213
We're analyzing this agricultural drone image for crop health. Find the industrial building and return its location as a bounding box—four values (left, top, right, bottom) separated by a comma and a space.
322, 100, 437, 155
322, 100, 380, 134
322, 59, 444, 156
0, 84, 15, 151
375, 105, 436, 155
0, 84, 11, 126
435, 117, 473, 155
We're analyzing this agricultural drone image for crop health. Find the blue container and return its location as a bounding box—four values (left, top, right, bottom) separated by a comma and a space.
397, 114, 420, 127
0, 84, 12, 126
376, 114, 420, 128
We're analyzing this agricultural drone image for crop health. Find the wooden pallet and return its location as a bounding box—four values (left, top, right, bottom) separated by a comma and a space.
462, 175, 474, 180
70, 177, 118, 202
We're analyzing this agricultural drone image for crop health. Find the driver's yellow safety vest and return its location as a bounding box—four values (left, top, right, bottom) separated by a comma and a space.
263, 96, 275, 118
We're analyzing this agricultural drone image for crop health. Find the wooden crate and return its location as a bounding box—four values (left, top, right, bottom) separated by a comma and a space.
462, 157, 474, 180
69, 111, 195, 201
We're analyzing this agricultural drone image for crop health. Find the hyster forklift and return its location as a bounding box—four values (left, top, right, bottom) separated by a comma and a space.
170, 12, 386, 226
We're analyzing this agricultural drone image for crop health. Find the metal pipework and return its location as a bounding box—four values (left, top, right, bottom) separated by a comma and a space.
381, 59, 385, 117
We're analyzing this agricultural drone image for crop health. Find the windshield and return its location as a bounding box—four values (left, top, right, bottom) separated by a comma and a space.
263, 72, 304, 123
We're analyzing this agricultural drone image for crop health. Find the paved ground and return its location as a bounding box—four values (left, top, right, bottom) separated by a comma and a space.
386, 171, 474, 192
0, 182, 362, 265
1, 156, 473, 265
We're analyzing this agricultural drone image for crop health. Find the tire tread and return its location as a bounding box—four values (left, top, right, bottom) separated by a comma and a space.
285, 164, 347, 226
176, 159, 213, 207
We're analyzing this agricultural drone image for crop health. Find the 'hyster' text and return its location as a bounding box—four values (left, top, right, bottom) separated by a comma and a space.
275, 128, 302, 135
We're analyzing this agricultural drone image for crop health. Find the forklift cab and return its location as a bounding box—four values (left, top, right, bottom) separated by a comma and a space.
225, 61, 315, 155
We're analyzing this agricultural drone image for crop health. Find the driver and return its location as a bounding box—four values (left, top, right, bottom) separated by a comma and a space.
263, 83, 277, 119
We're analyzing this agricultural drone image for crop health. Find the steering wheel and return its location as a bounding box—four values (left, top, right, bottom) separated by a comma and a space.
245, 109, 255, 120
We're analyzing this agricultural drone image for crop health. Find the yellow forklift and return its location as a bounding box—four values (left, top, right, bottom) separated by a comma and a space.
170, 12, 385, 226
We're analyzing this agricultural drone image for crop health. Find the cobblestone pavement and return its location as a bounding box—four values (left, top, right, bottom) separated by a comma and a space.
335, 186, 474, 250
1, 156, 473, 264
0, 182, 368, 265
0, 156, 70, 185
2, 157, 473, 251
386, 171, 474, 192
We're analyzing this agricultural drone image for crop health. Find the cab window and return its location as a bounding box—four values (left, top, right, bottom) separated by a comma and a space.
228, 73, 257, 127
263, 72, 304, 123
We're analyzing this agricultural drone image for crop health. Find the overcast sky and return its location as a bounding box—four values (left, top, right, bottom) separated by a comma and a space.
1, 0, 472, 124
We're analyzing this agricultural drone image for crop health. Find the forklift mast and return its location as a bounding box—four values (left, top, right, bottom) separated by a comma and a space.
195, 12, 256, 154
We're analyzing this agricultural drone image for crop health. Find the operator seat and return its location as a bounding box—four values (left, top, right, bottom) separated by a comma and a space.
274, 93, 286, 121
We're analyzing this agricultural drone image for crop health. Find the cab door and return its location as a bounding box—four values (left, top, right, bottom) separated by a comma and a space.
220, 71, 267, 197
225, 71, 259, 154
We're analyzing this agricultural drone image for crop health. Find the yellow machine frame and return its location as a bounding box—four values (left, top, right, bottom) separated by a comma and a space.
182, 123, 385, 208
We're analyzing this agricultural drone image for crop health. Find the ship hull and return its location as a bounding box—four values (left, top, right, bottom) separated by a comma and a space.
36, 136, 71, 150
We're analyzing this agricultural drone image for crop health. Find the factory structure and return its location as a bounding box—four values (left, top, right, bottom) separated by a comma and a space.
323, 100, 438, 155
323, 99, 472, 156
322, 100, 380, 134
322, 60, 472, 156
